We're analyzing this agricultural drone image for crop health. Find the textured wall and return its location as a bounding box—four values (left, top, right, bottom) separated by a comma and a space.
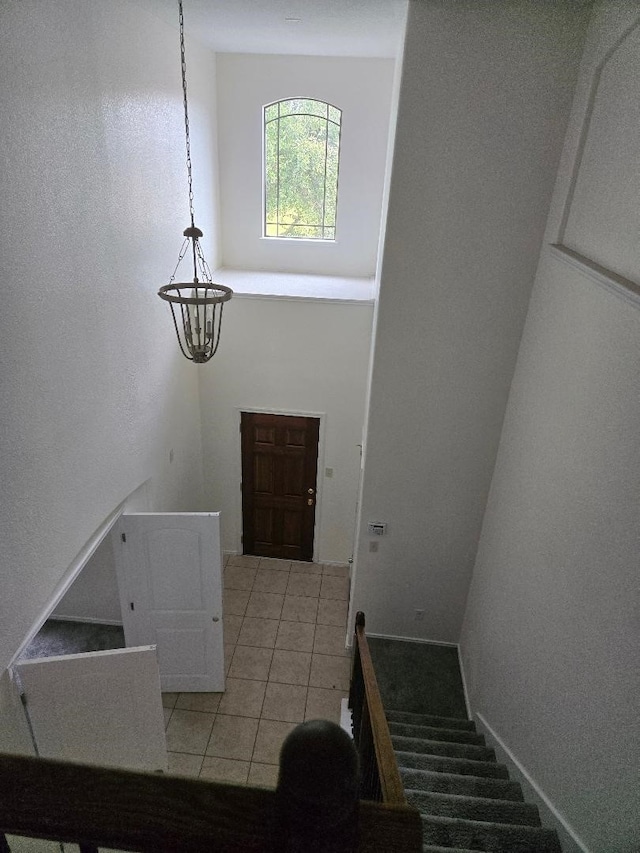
0, 0, 216, 680
351, 0, 588, 641
216, 54, 395, 277
460, 4, 640, 850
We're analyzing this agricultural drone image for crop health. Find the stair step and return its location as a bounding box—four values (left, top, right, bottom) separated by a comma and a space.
396, 751, 510, 779
387, 709, 476, 731
406, 790, 540, 826
400, 768, 524, 801
389, 721, 485, 745
392, 735, 495, 762
420, 814, 562, 852
422, 848, 483, 853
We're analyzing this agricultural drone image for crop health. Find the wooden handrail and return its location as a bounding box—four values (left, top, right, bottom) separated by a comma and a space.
349, 611, 406, 804
0, 752, 422, 852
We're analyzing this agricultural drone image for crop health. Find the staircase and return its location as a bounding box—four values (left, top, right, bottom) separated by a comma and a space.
386, 709, 562, 853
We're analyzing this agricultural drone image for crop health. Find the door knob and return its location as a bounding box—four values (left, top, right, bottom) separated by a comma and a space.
307, 498, 314, 506
307, 488, 315, 495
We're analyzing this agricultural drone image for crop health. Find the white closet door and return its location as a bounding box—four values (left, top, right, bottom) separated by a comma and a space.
15, 645, 167, 771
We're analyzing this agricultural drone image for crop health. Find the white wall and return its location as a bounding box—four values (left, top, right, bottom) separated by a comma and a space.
216, 54, 395, 277
52, 535, 121, 624
351, 0, 589, 642
0, 0, 217, 743
460, 4, 640, 851
198, 297, 374, 563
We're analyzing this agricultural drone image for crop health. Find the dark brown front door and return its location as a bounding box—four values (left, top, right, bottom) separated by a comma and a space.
241, 412, 320, 561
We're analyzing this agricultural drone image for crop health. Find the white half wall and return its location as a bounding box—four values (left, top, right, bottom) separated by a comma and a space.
0, 0, 217, 683
216, 54, 395, 277
351, 0, 589, 642
460, 4, 640, 851
198, 297, 374, 563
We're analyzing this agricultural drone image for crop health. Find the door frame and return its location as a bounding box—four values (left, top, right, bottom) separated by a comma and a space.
234, 407, 326, 563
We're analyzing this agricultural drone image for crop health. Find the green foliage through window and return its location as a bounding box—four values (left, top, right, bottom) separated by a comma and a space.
264, 98, 342, 240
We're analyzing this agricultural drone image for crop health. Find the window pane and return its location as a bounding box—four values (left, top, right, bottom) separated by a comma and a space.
263, 98, 341, 241
328, 105, 341, 125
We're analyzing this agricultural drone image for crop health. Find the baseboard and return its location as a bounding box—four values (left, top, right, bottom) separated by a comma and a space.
366, 631, 458, 648
475, 712, 591, 853
49, 615, 124, 627
456, 646, 472, 720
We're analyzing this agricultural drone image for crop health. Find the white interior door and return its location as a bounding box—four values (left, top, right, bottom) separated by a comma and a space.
14, 646, 167, 771
113, 512, 224, 692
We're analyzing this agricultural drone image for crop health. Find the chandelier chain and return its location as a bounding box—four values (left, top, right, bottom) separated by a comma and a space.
179, 0, 195, 227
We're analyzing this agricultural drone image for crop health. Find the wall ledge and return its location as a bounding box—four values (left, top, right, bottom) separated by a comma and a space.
213, 267, 376, 304
549, 244, 640, 308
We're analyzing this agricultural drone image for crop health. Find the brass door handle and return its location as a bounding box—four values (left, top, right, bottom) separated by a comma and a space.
307, 488, 315, 495
307, 498, 314, 506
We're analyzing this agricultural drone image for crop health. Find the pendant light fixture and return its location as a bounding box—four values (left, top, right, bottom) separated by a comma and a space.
158, 0, 232, 364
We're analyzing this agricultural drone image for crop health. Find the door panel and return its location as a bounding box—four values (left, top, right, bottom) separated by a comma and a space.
242, 413, 320, 561
114, 513, 224, 692
15, 647, 166, 771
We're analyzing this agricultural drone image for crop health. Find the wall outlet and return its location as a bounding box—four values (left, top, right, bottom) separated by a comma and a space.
325, 467, 334, 478
369, 541, 379, 553
414, 609, 425, 621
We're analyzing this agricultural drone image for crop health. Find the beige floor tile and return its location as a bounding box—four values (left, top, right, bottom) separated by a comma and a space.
252, 719, 298, 764
163, 707, 173, 728
176, 692, 223, 713
224, 588, 251, 616
248, 762, 280, 789
319, 574, 350, 601
286, 573, 321, 598
223, 614, 243, 645
280, 594, 319, 624
322, 563, 349, 578
317, 597, 348, 628
228, 645, 273, 680
313, 624, 350, 657
167, 751, 203, 777
238, 616, 280, 648
259, 558, 292, 572
224, 643, 235, 675
269, 649, 311, 686
261, 682, 307, 723
245, 591, 284, 619
309, 653, 351, 691
224, 566, 257, 591
290, 560, 323, 575
200, 756, 250, 785
165, 709, 215, 755
305, 687, 348, 723
161, 692, 179, 709
228, 555, 260, 568
217, 677, 266, 717
252, 568, 290, 594
206, 714, 259, 761
275, 620, 315, 652
7, 837, 62, 852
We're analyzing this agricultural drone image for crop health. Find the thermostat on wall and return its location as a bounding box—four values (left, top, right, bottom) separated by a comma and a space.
367, 522, 387, 536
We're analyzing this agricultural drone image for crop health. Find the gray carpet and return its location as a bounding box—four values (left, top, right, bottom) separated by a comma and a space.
368, 637, 467, 718
366, 640, 562, 851
19, 619, 125, 660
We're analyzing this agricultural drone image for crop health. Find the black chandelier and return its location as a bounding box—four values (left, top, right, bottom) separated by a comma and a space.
158, 0, 232, 364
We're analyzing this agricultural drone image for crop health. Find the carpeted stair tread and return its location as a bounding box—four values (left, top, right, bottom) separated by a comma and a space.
400, 768, 524, 801
387, 709, 477, 731
405, 789, 540, 826
420, 814, 562, 852
396, 750, 510, 778
389, 721, 486, 745
392, 734, 495, 762
422, 848, 488, 853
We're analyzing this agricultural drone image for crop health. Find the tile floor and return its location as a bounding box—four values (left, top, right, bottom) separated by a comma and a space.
162, 555, 352, 789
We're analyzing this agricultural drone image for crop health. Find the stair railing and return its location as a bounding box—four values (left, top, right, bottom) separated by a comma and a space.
0, 751, 423, 852
349, 611, 406, 804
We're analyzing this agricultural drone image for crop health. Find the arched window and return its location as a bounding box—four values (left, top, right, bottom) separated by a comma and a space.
264, 98, 342, 240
